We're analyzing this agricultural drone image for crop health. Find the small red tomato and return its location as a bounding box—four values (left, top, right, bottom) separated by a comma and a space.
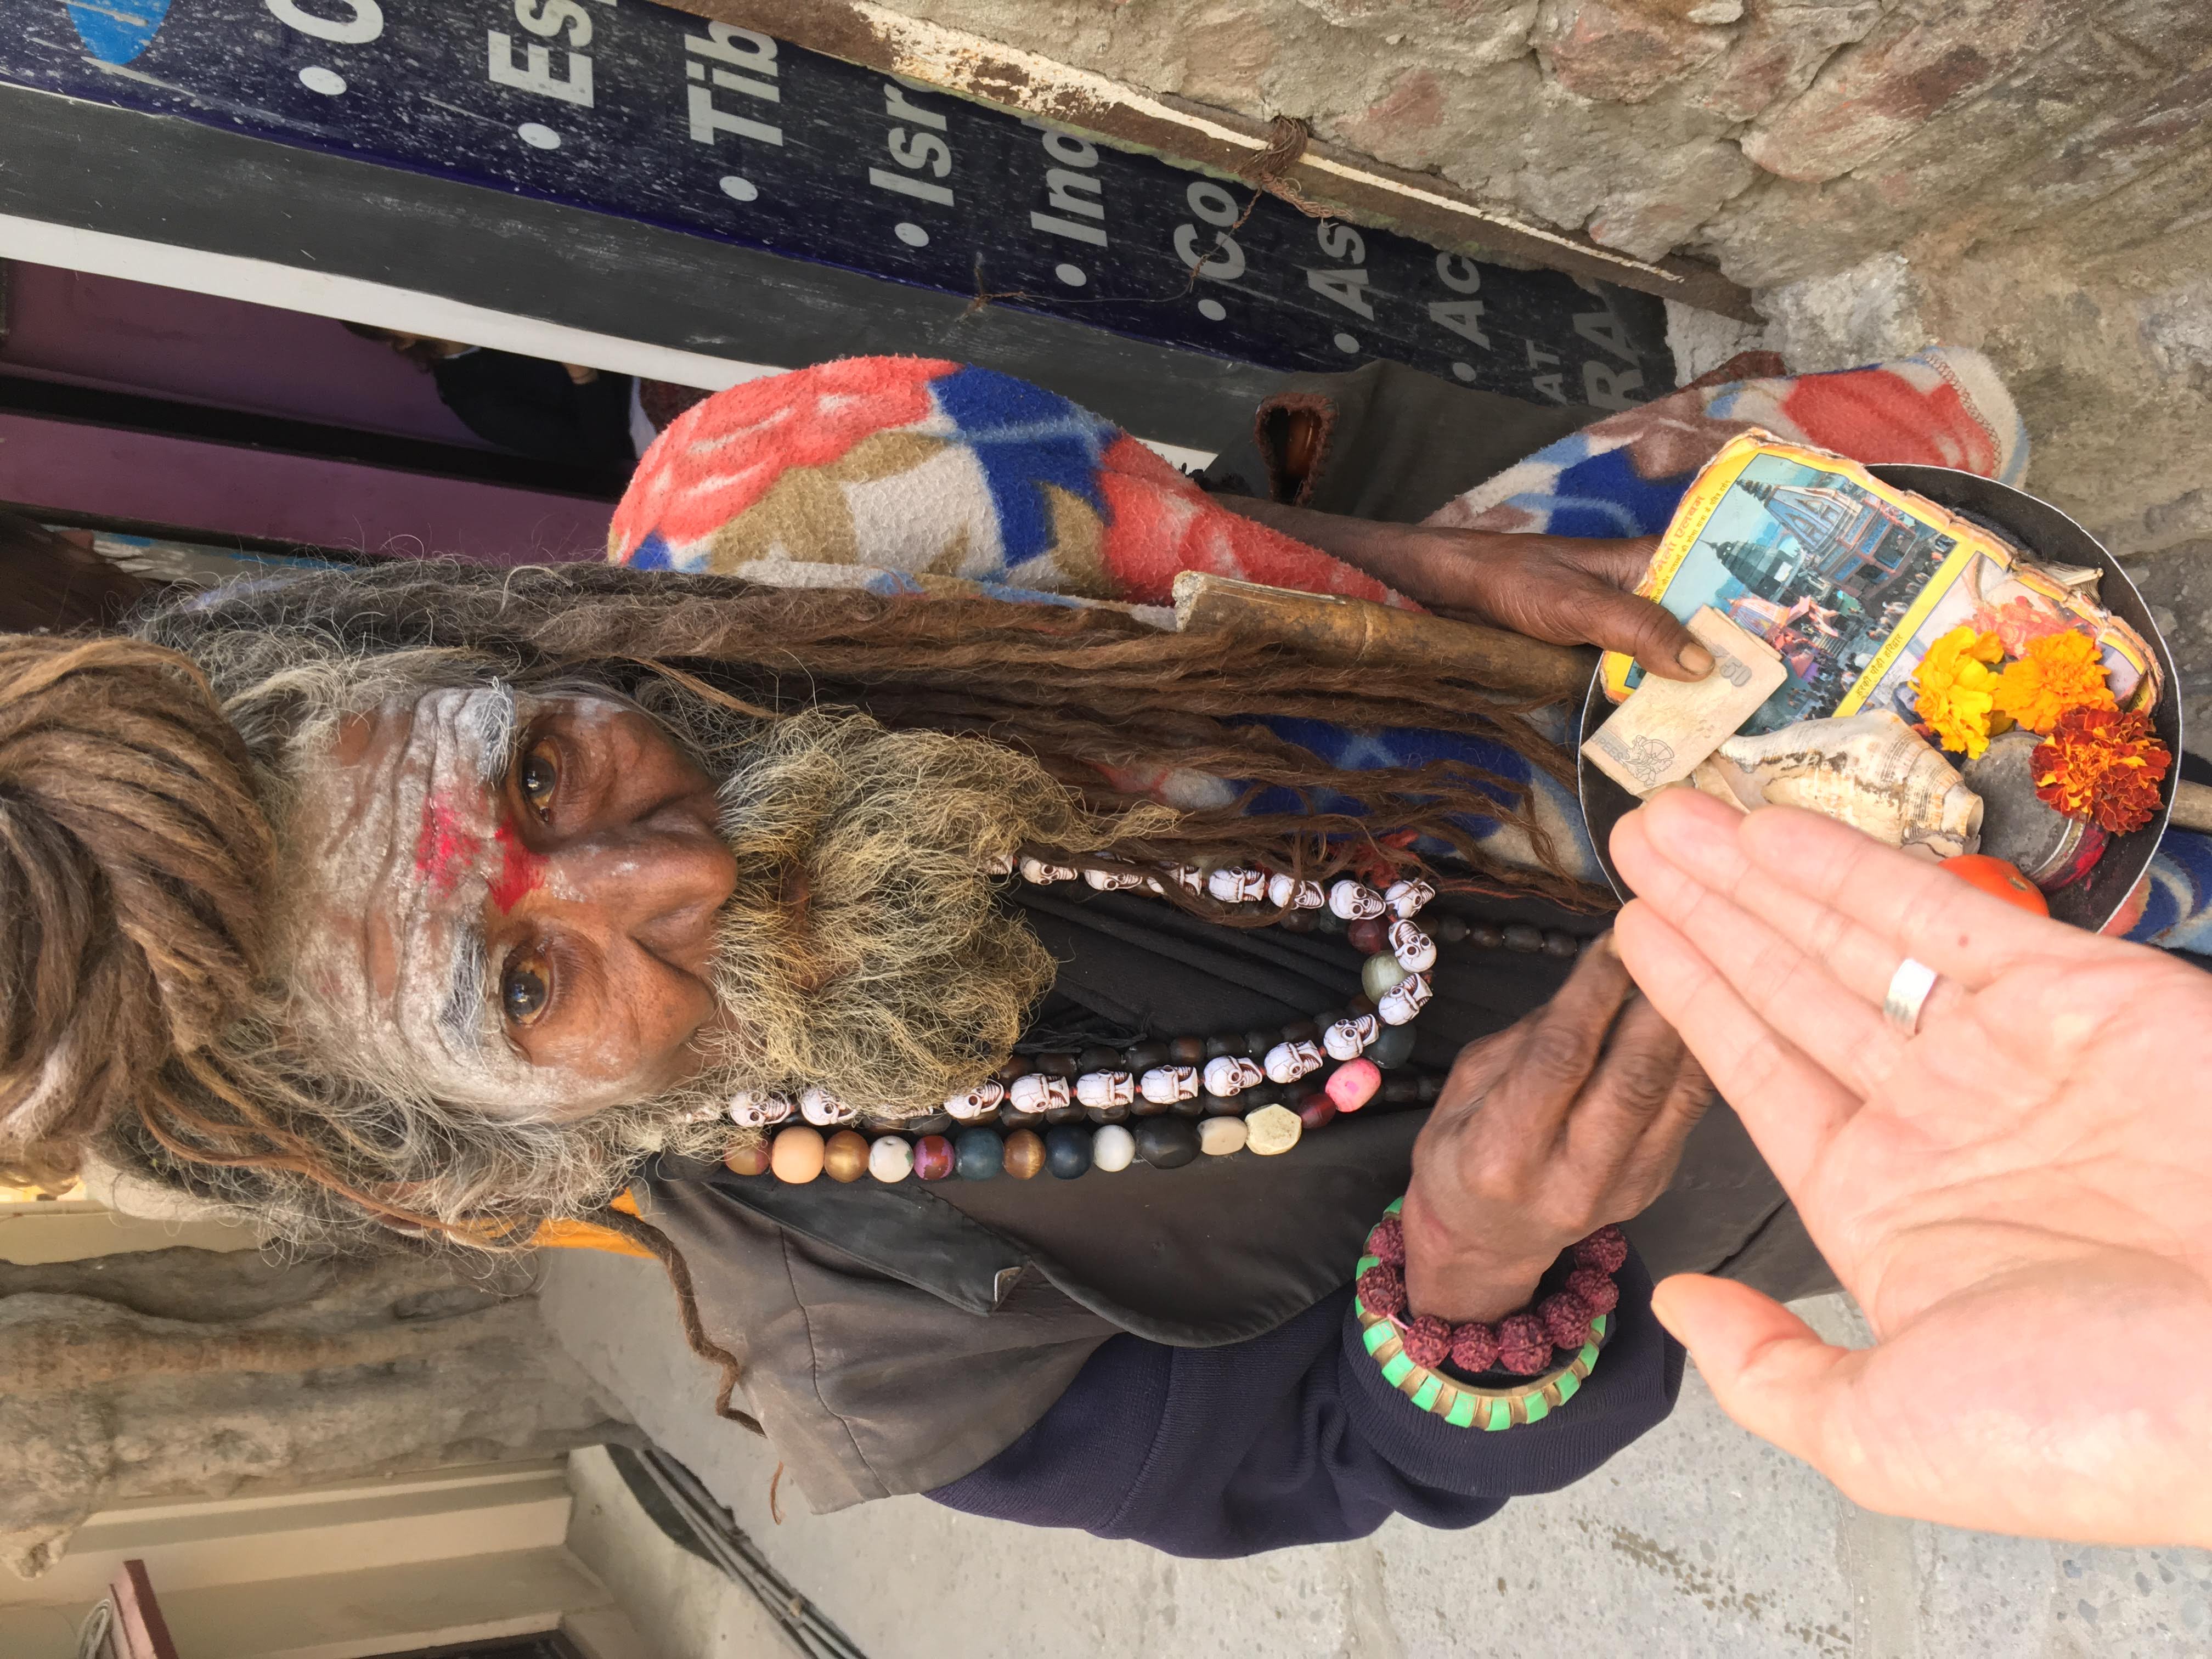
1938, 853, 2049, 916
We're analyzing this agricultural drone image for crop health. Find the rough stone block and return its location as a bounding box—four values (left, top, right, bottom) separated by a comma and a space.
1164, 7, 1287, 109
1754, 250, 1931, 370
1695, 170, 1898, 286
1685, 0, 1884, 124
1532, 0, 1739, 105
2095, 0, 2212, 64
1743, 0, 2094, 183
1982, 63, 2212, 230
2041, 115, 2212, 258
1586, 139, 1758, 258
2140, 278, 2212, 390
1331, 66, 1451, 164
1334, 55, 1549, 190
1488, 80, 1739, 235
1843, 24, 2159, 224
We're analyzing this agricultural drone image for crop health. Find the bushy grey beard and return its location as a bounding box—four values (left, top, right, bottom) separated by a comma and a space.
694, 708, 1142, 1117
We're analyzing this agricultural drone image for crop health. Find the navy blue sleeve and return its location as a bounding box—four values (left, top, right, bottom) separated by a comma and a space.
927, 1249, 1684, 1558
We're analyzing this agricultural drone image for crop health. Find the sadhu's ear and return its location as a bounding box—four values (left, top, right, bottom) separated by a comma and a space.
0, 510, 154, 635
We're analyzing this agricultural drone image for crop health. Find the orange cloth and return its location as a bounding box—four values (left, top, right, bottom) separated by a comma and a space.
530, 1189, 650, 1257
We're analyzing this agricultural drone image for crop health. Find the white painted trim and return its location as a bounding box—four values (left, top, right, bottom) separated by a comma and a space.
0, 212, 1217, 470
0, 213, 781, 390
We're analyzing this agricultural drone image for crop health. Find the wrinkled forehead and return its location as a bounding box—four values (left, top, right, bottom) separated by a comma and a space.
277, 680, 644, 1115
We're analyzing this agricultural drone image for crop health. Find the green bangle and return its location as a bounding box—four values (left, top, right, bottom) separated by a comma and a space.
1355, 1197, 1610, 1430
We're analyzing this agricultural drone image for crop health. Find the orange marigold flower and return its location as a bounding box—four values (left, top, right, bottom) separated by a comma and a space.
1991, 628, 2115, 733
1912, 627, 2008, 758
2032, 706, 2171, 833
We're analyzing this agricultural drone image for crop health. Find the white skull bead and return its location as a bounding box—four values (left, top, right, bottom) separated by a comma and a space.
1389, 919, 1437, 973
1384, 877, 1436, 918
1020, 857, 1077, 884
1203, 1054, 1264, 1096
1328, 879, 1386, 921
1075, 1070, 1136, 1109
1377, 972, 1433, 1026
1140, 1065, 1201, 1104
800, 1086, 857, 1126
1009, 1073, 1071, 1113
1323, 1014, 1380, 1060
1263, 1039, 1324, 1084
726, 1091, 794, 1129
943, 1080, 1007, 1121
1206, 866, 1269, 904
1266, 873, 1328, 910
1084, 866, 1145, 891
1168, 865, 1205, 895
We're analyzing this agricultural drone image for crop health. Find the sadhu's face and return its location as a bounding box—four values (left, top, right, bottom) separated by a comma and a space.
282, 686, 737, 1119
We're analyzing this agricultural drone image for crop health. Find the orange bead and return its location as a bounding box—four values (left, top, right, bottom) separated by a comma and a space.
1937, 853, 2049, 917
823, 1129, 870, 1183
770, 1125, 826, 1183
723, 1140, 770, 1177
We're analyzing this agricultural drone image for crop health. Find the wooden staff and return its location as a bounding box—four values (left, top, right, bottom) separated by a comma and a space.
1171, 572, 1593, 701
2170, 778, 2212, 834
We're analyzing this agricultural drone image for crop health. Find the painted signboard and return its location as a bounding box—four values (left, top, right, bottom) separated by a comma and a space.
3, 0, 1671, 405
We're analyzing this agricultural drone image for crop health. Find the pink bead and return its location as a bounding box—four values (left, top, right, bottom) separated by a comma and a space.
1325, 1058, 1382, 1113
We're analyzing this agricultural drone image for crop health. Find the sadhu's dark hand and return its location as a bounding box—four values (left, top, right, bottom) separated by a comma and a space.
1401, 938, 1713, 1323
1398, 529, 1713, 682
1204, 496, 1705, 680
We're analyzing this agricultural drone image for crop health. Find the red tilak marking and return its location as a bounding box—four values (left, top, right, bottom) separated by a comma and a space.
488, 821, 548, 913
413, 797, 484, 895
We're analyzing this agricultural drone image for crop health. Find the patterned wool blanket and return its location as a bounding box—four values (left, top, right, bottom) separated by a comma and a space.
611, 352, 2210, 952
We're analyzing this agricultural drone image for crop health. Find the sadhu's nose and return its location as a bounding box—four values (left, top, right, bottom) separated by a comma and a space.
543, 809, 736, 974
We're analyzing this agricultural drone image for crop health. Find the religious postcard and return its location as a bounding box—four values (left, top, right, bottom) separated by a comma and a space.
1600, 432, 2161, 737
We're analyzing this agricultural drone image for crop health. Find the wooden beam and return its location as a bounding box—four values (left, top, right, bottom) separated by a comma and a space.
658, 0, 1759, 321
1173, 572, 1593, 702
109, 1561, 180, 1659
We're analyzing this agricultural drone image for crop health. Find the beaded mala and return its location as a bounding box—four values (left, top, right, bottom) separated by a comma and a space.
718, 861, 1586, 1186
1353, 1199, 1628, 1430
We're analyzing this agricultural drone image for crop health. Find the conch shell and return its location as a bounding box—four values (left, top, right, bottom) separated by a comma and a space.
1689, 712, 1983, 859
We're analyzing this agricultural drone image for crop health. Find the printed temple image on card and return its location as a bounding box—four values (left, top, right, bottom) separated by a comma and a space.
1606, 435, 1960, 734
1599, 432, 2159, 737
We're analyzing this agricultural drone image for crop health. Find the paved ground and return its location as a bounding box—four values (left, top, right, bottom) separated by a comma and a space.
541, 1252, 2209, 1658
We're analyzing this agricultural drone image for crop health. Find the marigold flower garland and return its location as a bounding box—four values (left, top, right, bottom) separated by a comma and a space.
1912, 622, 2169, 837
1912, 627, 2008, 758
1993, 629, 2117, 733
2033, 707, 2171, 834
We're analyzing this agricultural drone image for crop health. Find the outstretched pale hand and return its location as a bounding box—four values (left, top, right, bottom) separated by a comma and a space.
1610, 788, 2212, 1547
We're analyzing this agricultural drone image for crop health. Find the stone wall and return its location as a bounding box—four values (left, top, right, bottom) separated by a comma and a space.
865, 0, 2205, 278
851, 0, 2212, 556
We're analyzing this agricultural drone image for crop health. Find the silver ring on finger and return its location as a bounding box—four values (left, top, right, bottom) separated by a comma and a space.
1882, 956, 1940, 1036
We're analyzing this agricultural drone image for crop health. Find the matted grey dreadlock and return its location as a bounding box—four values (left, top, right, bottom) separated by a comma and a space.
4, 559, 1589, 1248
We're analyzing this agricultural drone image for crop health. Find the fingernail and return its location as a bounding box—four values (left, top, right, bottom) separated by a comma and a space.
1677, 642, 1715, 677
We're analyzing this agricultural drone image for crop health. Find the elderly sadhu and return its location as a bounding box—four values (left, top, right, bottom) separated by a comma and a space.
4, 352, 2074, 1552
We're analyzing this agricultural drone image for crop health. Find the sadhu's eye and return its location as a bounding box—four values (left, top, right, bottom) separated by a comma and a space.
502, 953, 551, 1027
519, 742, 559, 818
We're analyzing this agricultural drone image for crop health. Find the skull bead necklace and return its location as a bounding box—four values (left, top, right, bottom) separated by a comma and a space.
717, 861, 1585, 1185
